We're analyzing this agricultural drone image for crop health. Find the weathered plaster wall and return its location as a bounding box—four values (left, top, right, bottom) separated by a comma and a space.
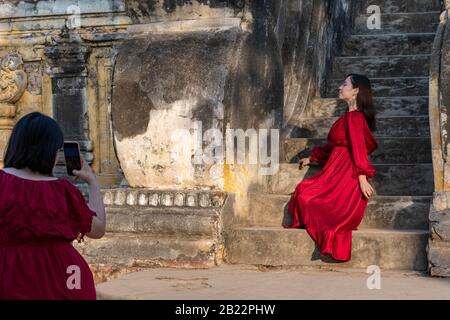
109, 1, 285, 199
0, 0, 339, 218
112, 28, 242, 189
283, 0, 353, 130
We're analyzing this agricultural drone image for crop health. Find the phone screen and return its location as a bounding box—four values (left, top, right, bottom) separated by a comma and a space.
63, 142, 81, 176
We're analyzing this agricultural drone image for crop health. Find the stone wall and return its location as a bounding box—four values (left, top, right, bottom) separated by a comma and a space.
0, 0, 363, 271
0, 0, 289, 269
283, 0, 353, 132
74, 188, 234, 270
0, 1, 346, 191
0, 0, 129, 184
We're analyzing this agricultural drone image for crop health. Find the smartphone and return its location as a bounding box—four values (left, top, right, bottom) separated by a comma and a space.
63, 141, 81, 176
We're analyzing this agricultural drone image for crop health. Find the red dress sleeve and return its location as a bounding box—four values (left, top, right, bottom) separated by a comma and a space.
346, 111, 376, 179
64, 180, 97, 243
310, 142, 335, 166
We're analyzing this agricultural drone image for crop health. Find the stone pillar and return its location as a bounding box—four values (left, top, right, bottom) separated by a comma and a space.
0, 53, 27, 166
44, 25, 93, 164
428, 6, 450, 277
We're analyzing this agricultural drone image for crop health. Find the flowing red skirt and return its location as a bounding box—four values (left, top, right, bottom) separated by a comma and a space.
284, 146, 369, 261
0, 240, 96, 300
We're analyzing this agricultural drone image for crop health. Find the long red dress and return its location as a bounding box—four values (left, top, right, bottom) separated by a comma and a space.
284, 110, 378, 261
0, 170, 97, 299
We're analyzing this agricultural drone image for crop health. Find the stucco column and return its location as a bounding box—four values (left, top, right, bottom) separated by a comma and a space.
44, 25, 93, 163
0, 53, 27, 167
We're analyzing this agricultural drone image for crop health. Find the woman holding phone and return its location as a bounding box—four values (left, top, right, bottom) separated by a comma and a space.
0, 112, 106, 300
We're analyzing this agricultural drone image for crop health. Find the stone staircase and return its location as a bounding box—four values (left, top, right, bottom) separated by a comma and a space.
224, 0, 443, 271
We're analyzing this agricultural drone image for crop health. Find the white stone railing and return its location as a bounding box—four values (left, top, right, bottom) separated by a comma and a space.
101, 188, 227, 208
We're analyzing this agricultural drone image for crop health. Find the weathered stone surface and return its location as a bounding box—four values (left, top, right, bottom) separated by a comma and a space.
247, 193, 430, 230
308, 97, 429, 118
431, 221, 450, 241
0, 0, 126, 17
105, 207, 218, 236
111, 29, 239, 189
325, 77, 429, 98
428, 240, 450, 271
111, 2, 283, 190
283, 0, 352, 127
250, 163, 433, 196
0, 52, 27, 166
224, 227, 429, 271
78, 188, 233, 269
290, 115, 430, 138
342, 33, 435, 56
332, 55, 431, 78
352, 0, 442, 14
124, 0, 243, 24
283, 137, 432, 164
354, 12, 440, 34
431, 191, 450, 212
430, 209, 450, 222
75, 232, 218, 268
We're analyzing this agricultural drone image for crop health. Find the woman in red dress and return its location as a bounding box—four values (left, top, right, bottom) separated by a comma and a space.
0, 112, 106, 299
284, 73, 378, 262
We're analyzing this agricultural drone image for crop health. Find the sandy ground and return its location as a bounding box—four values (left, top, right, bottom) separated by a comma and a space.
96, 264, 450, 300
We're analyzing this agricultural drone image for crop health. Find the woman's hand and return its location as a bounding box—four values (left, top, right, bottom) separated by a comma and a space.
72, 155, 97, 185
358, 175, 374, 199
298, 157, 311, 170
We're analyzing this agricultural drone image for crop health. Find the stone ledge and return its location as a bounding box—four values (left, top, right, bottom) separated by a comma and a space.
224, 227, 429, 271
105, 207, 219, 236
428, 240, 450, 271
431, 221, 450, 241
428, 191, 450, 277
75, 232, 219, 269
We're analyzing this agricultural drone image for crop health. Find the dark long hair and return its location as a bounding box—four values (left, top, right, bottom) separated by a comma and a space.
346, 73, 376, 132
3, 112, 64, 176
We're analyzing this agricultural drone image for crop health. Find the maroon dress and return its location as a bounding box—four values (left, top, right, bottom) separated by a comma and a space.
0, 170, 97, 299
284, 110, 378, 261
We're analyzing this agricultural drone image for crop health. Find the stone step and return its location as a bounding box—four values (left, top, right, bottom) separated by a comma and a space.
75, 232, 218, 268
324, 77, 428, 98
224, 227, 429, 271
352, 0, 442, 14
282, 137, 432, 164
105, 207, 219, 237
289, 115, 430, 138
250, 163, 433, 196
353, 12, 440, 34
247, 193, 430, 230
342, 33, 435, 56
307, 97, 428, 118
332, 55, 430, 78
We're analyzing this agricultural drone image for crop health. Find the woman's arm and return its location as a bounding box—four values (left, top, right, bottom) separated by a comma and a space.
72, 157, 106, 239
309, 142, 335, 166
346, 112, 376, 179
85, 179, 106, 239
